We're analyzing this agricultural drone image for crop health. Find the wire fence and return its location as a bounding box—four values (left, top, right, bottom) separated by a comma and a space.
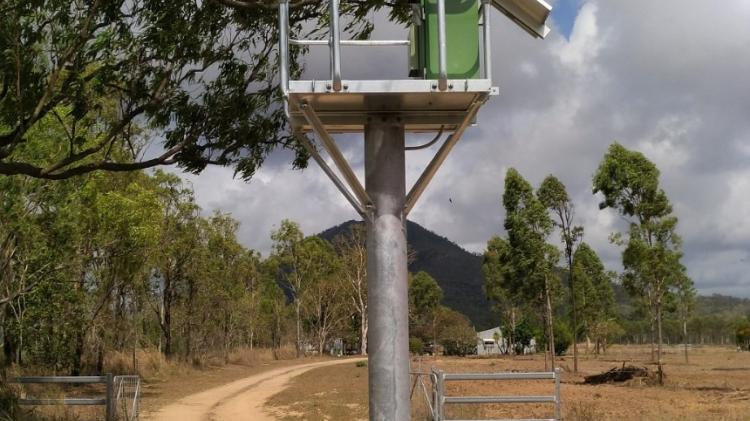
114, 375, 140, 421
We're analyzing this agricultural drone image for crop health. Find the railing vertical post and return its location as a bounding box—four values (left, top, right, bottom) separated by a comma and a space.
105, 373, 114, 421
278, 0, 290, 116
430, 369, 438, 421
554, 368, 561, 420
329, 0, 342, 91
437, 370, 445, 421
436, 0, 448, 91
481, 0, 492, 80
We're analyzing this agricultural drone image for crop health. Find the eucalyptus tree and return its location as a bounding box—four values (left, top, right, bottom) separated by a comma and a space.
202, 212, 247, 358
300, 237, 344, 355
503, 168, 560, 368
674, 274, 696, 363
270, 220, 306, 357
593, 142, 688, 384
151, 171, 201, 357
333, 225, 369, 355
572, 242, 615, 354
408, 271, 443, 346
737, 318, 750, 351
483, 236, 522, 353
538, 175, 583, 371
0, 0, 410, 180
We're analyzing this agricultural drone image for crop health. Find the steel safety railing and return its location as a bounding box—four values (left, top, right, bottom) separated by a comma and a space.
432, 368, 562, 421
11, 374, 142, 421
277, 0, 494, 95
12, 374, 116, 421
411, 370, 439, 420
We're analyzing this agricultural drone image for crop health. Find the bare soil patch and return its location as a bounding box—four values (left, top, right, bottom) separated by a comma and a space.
266, 345, 750, 421
143, 357, 364, 421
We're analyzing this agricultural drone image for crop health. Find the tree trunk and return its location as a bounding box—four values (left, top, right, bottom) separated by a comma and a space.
295, 300, 302, 358
568, 254, 578, 373
250, 328, 254, 351
361, 314, 368, 356
162, 272, 173, 358
96, 341, 105, 374
650, 313, 656, 362
683, 318, 688, 364
509, 308, 516, 355
72, 331, 85, 375
545, 278, 556, 370
656, 302, 664, 385
185, 279, 195, 361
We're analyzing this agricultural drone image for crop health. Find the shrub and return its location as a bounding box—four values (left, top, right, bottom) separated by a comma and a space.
737, 320, 750, 351
554, 320, 573, 356
355, 360, 367, 368
437, 308, 477, 356
409, 337, 424, 355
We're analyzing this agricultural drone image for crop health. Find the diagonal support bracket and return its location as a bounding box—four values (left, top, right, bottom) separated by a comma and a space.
296, 134, 369, 219
403, 97, 487, 217
298, 102, 373, 218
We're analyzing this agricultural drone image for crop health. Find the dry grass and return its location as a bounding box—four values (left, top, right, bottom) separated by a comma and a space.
266, 345, 750, 421
266, 362, 370, 421
3, 346, 301, 421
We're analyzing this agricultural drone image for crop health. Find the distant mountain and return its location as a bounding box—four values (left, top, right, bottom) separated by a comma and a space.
319, 220, 497, 330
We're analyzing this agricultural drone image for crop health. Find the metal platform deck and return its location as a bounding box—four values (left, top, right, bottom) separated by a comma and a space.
288, 79, 496, 133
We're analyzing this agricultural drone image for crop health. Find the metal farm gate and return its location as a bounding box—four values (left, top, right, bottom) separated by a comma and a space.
412, 369, 562, 421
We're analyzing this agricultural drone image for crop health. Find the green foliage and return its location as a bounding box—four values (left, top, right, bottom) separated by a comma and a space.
332, 225, 368, 355
409, 271, 443, 319
408, 271, 444, 342
594, 143, 691, 380
736, 319, 750, 351
572, 243, 616, 345
355, 360, 368, 368
484, 168, 560, 361
0, 131, 290, 371
436, 307, 477, 356
409, 337, 424, 355
508, 318, 539, 355
482, 236, 515, 308
0, 1, 410, 179
552, 319, 573, 356
538, 175, 583, 366
501, 169, 560, 304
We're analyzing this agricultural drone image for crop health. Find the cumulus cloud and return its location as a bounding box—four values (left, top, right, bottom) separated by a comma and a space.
179, 0, 750, 297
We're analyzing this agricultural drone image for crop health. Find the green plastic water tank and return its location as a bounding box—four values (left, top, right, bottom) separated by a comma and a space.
410, 0, 480, 80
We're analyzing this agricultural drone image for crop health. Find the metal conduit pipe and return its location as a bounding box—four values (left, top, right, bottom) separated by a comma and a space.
329, 0, 343, 91
436, 0, 448, 91
277, 0, 290, 116
482, 0, 493, 80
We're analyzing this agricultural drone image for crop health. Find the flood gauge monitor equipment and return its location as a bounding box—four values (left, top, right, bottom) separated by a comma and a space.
275, 1, 551, 420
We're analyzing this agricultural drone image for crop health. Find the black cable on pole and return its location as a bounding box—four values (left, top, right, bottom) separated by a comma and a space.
405, 126, 446, 151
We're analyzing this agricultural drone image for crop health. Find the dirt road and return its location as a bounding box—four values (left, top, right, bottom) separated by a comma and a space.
145, 357, 366, 421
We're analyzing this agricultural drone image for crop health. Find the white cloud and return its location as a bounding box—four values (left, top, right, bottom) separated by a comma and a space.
174, 0, 750, 297
554, 3, 604, 74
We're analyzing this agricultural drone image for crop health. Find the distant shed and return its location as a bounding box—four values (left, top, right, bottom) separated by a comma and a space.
476, 327, 506, 355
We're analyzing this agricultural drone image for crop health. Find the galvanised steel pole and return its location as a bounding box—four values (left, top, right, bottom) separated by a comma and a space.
365, 116, 410, 421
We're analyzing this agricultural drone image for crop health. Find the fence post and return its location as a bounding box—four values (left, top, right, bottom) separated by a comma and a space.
106, 373, 114, 421
437, 370, 444, 421
554, 368, 561, 420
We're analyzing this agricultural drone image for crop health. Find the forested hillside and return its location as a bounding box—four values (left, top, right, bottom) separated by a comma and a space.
319, 220, 497, 330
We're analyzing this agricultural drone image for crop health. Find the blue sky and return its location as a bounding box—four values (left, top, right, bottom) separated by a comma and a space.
551, 0, 582, 39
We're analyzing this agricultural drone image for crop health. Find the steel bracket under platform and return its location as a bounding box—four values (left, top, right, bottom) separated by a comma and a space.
296, 96, 487, 219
